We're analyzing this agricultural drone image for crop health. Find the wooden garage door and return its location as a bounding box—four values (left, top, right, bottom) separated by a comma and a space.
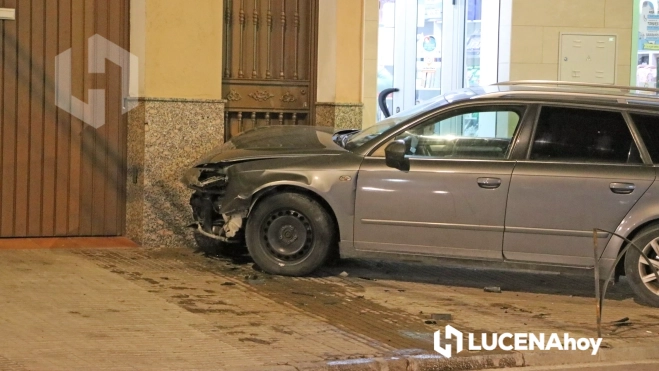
0, 0, 129, 237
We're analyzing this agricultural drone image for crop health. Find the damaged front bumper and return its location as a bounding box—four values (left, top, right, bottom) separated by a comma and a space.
183, 166, 248, 244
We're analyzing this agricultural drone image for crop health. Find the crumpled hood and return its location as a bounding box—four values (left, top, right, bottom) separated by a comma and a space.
193, 125, 347, 166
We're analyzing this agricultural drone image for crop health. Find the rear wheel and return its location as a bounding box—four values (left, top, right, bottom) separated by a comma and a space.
624, 226, 659, 307
246, 192, 336, 276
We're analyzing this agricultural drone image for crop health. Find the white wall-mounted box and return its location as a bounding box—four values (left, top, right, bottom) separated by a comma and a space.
559, 33, 617, 85
0, 8, 15, 20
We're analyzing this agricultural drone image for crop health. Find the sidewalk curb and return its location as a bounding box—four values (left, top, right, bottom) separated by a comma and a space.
286, 344, 659, 371
293, 352, 524, 371
524, 344, 659, 367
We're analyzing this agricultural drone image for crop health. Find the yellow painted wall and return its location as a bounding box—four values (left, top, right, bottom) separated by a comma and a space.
335, 0, 364, 103
510, 0, 633, 84
134, 0, 376, 126
131, 0, 224, 99
317, 0, 338, 103
316, 0, 378, 128
362, 0, 379, 128
318, 0, 365, 102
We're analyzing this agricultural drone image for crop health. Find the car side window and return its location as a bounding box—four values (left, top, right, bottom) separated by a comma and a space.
530, 107, 642, 164
379, 107, 523, 160
630, 113, 659, 164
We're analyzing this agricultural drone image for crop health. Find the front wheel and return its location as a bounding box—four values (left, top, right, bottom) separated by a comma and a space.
624, 226, 659, 307
246, 192, 336, 276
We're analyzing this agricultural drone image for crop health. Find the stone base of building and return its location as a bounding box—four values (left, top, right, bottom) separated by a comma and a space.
315, 102, 364, 130
126, 98, 225, 248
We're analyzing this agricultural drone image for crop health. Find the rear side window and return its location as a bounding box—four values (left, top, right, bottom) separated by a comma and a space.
530, 107, 641, 164
631, 113, 659, 164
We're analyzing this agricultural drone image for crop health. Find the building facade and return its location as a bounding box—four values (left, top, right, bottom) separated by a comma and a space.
0, 0, 642, 246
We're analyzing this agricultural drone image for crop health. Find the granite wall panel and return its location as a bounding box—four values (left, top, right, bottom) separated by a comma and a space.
127, 98, 225, 247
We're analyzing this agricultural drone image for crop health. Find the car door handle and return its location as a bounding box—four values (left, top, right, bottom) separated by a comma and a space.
478, 178, 502, 189
610, 182, 636, 195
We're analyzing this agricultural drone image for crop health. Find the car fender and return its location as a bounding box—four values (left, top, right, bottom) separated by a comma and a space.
220, 166, 359, 243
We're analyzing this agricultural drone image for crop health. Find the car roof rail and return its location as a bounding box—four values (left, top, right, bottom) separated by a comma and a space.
485, 90, 659, 106
494, 80, 659, 95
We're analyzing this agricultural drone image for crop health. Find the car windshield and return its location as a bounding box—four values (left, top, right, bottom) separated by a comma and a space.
345, 95, 449, 150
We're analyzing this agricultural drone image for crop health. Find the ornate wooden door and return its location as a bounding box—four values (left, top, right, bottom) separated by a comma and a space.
222, 0, 318, 140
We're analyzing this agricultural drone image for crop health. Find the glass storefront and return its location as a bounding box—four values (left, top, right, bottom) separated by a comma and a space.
635, 0, 659, 89
377, 0, 501, 121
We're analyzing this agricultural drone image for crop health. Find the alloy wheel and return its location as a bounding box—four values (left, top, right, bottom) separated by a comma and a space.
638, 237, 659, 295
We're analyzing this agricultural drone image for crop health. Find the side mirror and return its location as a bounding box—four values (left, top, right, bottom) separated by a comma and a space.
385, 140, 410, 171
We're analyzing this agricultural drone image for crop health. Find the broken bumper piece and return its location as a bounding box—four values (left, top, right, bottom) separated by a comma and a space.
187, 222, 231, 242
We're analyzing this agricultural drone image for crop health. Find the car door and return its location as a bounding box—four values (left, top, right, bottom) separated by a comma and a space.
503, 105, 656, 267
353, 104, 528, 260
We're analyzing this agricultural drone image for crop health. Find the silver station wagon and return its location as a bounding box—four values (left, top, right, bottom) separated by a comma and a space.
183, 81, 659, 307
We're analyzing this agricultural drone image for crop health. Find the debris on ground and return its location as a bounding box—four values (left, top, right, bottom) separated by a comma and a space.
359, 277, 376, 281
252, 263, 264, 272
484, 286, 502, 293
221, 282, 236, 286
430, 313, 453, 321
245, 274, 259, 280
292, 291, 316, 298
339, 271, 349, 277
424, 320, 437, 325
611, 317, 632, 327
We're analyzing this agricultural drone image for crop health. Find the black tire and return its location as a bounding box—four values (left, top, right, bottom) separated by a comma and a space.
193, 231, 245, 257
245, 192, 336, 276
624, 226, 659, 307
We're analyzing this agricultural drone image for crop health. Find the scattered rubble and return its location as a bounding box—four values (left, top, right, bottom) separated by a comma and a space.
611, 317, 632, 327
292, 291, 316, 298
430, 313, 453, 321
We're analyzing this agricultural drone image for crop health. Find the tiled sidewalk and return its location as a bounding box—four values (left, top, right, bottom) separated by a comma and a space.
0, 245, 657, 371
0, 248, 398, 370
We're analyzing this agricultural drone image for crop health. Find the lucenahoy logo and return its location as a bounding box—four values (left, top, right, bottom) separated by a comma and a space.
434, 325, 603, 358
